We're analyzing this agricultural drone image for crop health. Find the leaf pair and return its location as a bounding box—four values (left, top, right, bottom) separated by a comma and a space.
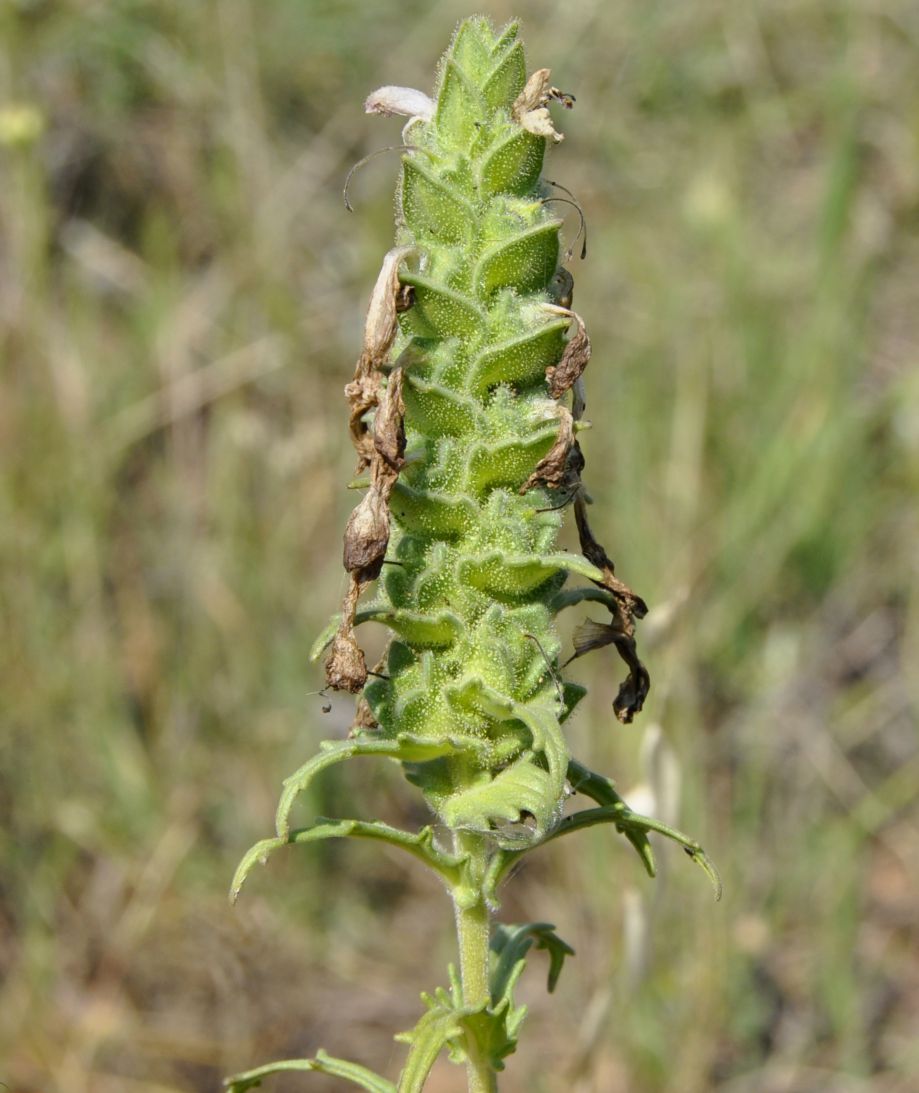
397, 923, 573, 1089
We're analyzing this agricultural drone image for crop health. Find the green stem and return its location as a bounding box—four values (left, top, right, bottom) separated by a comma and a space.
453, 829, 497, 1093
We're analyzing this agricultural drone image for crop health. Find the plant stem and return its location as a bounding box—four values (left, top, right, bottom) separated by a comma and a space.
453, 829, 497, 1093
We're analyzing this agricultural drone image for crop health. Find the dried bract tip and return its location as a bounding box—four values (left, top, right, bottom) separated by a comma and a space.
364, 246, 415, 365
520, 406, 576, 493
346, 247, 415, 470
570, 496, 651, 723
613, 662, 651, 724
543, 305, 591, 399
364, 86, 435, 122
372, 367, 406, 480
513, 68, 565, 143
343, 486, 391, 580
571, 618, 619, 659
325, 627, 368, 694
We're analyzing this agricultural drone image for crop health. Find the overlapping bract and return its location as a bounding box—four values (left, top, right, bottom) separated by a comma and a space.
328, 16, 594, 842
228, 19, 718, 1092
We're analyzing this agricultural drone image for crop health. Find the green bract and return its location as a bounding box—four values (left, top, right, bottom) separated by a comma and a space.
227, 17, 718, 1093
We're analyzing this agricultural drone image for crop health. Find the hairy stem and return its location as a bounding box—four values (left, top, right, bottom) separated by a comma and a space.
453, 829, 496, 1093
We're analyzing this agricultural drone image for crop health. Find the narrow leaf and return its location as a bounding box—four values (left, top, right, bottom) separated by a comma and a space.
225, 1051, 396, 1093
275, 736, 467, 840
230, 818, 463, 903
396, 1002, 466, 1093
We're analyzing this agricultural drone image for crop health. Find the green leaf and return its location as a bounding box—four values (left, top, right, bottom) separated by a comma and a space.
230, 818, 464, 903
446, 676, 515, 717
561, 681, 587, 723
435, 59, 482, 148
434, 677, 568, 839
465, 426, 559, 491
441, 752, 562, 843
224, 1050, 396, 1093
461, 551, 604, 599
397, 963, 527, 1081
447, 18, 492, 75
403, 374, 479, 436
370, 606, 463, 647
275, 736, 470, 840
390, 482, 476, 536
475, 220, 561, 298
480, 128, 545, 196
311, 602, 464, 654
481, 41, 526, 112
460, 1005, 524, 1073
471, 317, 569, 391
549, 585, 618, 615
491, 759, 723, 899
460, 943, 530, 1070
492, 20, 520, 54
396, 991, 468, 1093
399, 273, 486, 338
491, 922, 575, 996
276, 740, 391, 838
401, 157, 474, 244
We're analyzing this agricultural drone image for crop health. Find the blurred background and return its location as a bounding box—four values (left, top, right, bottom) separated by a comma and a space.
2, 1, 918, 1090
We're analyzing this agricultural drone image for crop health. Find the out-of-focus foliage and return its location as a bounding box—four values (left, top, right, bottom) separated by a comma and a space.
1, 1, 917, 1091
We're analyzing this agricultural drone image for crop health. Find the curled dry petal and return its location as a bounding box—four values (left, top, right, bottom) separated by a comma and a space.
326, 576, 368, 693
326, 627, 368, 693
571, 618, 617, 657
512, 67, 564, 143
514, 68, 552, 115
566, 616, 650, 725
613, 655, 651, 724
346, 247, 415, 471
575, 497, 648, 620
345, 374, 380, 470
372, 366, 406, 485
520, 406, 575, 493
572, 496, 651, 724
364, 85, 436, 121
543, 305, 591, 399
334, 366, 408, 691
364, 246, 415, 366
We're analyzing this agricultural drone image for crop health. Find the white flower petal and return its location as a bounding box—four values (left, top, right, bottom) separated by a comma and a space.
364, 85, 435, 121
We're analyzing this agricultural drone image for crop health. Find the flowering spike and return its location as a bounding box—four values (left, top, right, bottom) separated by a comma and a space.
229, 17, 716, 1090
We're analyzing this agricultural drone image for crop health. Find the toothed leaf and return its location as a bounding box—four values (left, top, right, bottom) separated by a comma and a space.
225, 1051, 396, 1093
